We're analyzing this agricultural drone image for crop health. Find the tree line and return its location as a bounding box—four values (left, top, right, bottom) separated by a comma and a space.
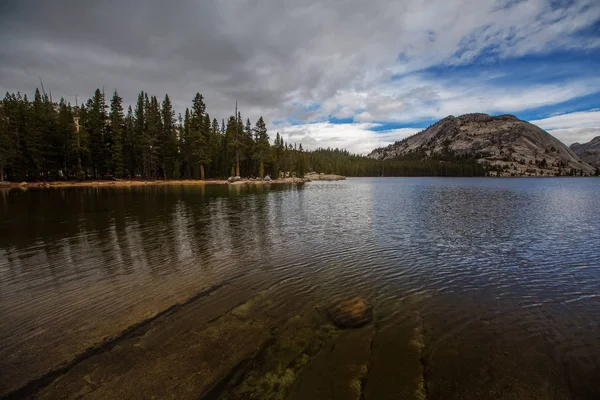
0, 88, 308, 181
0, 87, 485, 182
307, 148, 485, 177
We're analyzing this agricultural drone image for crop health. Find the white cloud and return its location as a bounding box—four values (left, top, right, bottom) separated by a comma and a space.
531, 110, 600, 145
530, 110, 600, 130
296, 74, 600, 125
2, 0, 599, 128
543, 128, 600, 146
276, 122, 421, 155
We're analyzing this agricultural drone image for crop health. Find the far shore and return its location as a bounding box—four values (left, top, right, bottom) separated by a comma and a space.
1, 174, 346, 189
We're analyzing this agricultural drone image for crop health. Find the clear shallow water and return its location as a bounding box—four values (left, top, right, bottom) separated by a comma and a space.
1, 178, 600, 398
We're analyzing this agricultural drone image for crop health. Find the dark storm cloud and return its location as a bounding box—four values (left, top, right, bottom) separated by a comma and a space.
0, 0, 358, 118
1, 1, 246, 111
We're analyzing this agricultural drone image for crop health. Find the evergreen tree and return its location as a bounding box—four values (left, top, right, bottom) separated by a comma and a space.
56, 99, 75, 178
160, 94, 177, 179
181, 108, 192, 177
108, 90, 126, 177
0, 98, 10, 181
146, 95, 162, 178
73, 104, 91, 179
225, 116, 240, 177
271, 132, 283, 179
210, 117, 222, 178
123, 106, 135, 177
243, 118, 254, 176
87, 89, 107, 178
253, 117, 270, 177
189, 93, 209, 179
0, 93, 22, 181
28, 89, 45, 178
134, 92, 146, 177
227, 107, 242, 177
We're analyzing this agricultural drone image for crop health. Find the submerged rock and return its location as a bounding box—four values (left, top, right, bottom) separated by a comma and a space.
328, 297, 373, 328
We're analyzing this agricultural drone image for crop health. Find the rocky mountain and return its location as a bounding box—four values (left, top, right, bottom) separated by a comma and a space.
368, 113, 595, 176
570, 136, 600, 168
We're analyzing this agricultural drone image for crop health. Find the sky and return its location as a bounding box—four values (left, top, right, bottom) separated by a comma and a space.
1, 0, 599, 155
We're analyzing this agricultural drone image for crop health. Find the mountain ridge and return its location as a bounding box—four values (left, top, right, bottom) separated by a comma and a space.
368, 113, 595, 176
570, 136, 600, 168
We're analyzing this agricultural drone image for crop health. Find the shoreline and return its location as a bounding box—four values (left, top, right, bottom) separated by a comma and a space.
1, 175, 346, 189
3, 174, 598, 189
2, 174, 597, 190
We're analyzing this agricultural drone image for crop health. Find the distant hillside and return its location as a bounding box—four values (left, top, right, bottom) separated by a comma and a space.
570, 136, 600, 168
368, 113, 595, 176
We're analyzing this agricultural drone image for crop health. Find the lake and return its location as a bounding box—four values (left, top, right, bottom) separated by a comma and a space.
1, 178, 599, 399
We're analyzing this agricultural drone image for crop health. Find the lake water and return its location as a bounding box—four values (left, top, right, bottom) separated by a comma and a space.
1, 178, 599, 399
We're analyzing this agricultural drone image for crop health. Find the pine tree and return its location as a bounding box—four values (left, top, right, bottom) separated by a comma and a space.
87, 89, 107, 178
227, 105, 242, 177
221, 117, 230, 177
0, 93, 24, 181
146, 95, 162, 178
161, 94, 177, 179
56, 99, 75, 178
182, 108, 192, 177
0, 98, 10, 181
134, 92, 146, 177
201, 113, 213, 179
243, 118, 254, 176
210, 117, 222, 178
253, 116, 270, 177
73, 104, 90, 179
28, 89, 45, 178
225, 116, 239, 177
124, 106, 135, 177
108, 90, 126, 178
296, 144, 307, 177
39, 91, 59, 179
272, 132, 283, 179
189, 93, 209, 179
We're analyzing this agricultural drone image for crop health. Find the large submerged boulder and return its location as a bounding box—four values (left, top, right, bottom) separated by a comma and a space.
328, 297, 373, 328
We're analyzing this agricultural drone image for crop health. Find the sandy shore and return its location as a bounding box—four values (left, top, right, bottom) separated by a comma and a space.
2, 175, 346, 189
2, 179, 227, 189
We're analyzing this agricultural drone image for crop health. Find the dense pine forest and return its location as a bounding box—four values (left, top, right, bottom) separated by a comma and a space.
0, 88, 484, 182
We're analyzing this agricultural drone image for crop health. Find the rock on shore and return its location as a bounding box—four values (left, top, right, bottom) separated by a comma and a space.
305, 172, 346, 181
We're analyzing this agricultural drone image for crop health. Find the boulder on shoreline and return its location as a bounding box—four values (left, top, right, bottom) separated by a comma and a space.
328, 297, 373, 328
305, 173, 346, 181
